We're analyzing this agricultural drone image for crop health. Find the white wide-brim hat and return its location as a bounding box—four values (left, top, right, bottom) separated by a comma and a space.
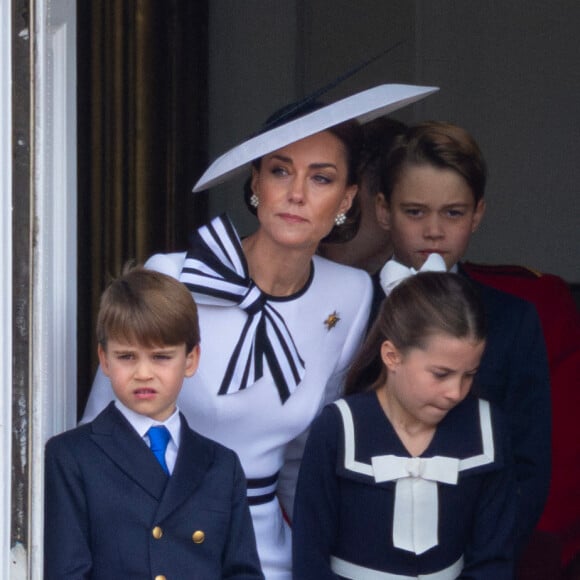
192, 83, 438, 192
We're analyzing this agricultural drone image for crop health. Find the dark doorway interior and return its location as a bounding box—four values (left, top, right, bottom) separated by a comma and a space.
76, 1, 210, 418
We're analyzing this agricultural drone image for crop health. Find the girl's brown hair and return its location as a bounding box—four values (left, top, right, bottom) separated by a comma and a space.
344, 272, 486, 395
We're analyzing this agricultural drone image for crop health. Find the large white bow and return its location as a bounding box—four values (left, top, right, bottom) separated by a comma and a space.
372, 454, 460, 555
379, 253, 447, 296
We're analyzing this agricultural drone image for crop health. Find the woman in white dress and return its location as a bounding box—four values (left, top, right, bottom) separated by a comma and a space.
82, 84, 437, 578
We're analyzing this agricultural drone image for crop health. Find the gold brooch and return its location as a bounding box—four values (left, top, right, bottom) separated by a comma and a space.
324, 311, 340, 331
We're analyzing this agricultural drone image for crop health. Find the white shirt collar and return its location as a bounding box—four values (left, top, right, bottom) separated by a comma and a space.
114, 399, 182, 449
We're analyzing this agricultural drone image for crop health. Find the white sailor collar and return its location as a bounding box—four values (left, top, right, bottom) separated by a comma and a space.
332, 393, 504, 555
334, 393, 503, 482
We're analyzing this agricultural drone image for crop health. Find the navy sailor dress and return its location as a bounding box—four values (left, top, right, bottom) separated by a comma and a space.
292, 391, 516, 579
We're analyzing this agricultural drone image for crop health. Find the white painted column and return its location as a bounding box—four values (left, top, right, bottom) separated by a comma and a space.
29, 0, 78, 577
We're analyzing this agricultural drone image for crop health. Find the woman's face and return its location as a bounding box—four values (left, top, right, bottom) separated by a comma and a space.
251, 131, 357, 253
377, 164, 485, 270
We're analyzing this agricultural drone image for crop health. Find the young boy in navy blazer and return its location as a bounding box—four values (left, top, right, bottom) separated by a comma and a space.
44, 267, 263, 579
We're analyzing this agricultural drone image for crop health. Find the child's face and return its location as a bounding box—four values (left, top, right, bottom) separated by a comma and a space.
381, 333, 485, 430
98, 340, 200, 422
377, 164, 485, 270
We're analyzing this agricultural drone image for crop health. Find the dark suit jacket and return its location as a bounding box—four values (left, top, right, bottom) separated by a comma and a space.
463, 262, 580, 566
44, 403, 264, 580
370, 266, 551, 551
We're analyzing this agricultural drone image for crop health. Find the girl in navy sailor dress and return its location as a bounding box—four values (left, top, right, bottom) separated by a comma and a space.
292, 272, 516, 579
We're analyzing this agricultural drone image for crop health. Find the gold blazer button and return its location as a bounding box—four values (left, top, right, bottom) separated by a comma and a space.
152, 526, 163, 539
192, 530, 205, 544
154, 576, 167, 580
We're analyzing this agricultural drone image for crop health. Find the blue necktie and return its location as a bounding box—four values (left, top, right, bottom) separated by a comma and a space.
147, 426, 170, 475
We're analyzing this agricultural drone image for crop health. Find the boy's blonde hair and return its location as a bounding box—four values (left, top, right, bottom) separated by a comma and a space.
97, 266, 200, 352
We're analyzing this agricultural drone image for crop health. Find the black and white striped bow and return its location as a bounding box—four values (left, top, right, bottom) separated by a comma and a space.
179, 215, 305, 403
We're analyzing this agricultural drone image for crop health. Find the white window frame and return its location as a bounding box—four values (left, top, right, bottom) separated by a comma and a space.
28, 0, 78, 577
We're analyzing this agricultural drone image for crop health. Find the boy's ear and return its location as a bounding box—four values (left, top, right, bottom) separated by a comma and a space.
97, 344, 110, 376
380, 340, 401, 371
184, 345, 201, 378
471, 198, 486, 233
375, 193, 391, 231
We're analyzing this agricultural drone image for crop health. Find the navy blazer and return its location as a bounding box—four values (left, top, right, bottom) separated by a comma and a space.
44, 403, 264, 580
462, 268, 551, 549
370, 267, 551, 550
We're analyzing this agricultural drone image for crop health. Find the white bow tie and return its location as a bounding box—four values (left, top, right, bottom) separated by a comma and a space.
372, 454, 460, 555
379, 253, 447, 296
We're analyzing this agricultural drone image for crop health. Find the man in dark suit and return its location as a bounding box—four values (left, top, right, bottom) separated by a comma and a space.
44, 267, 263, 579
